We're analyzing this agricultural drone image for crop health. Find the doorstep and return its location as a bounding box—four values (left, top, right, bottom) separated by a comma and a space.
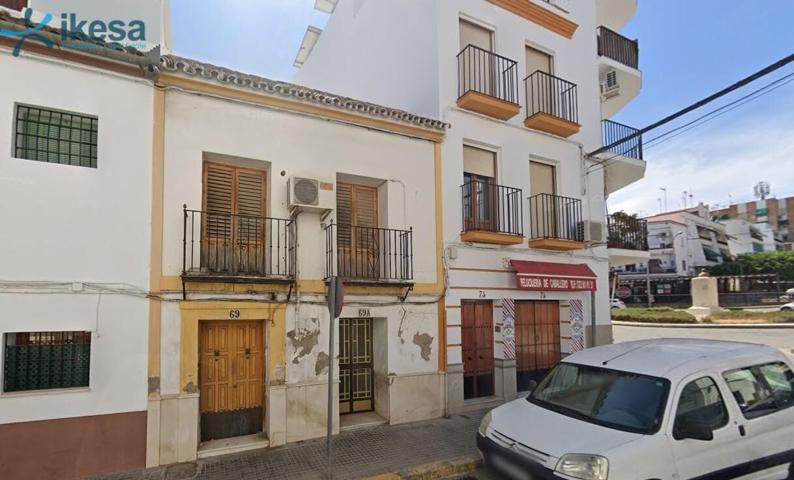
340, 411, 388, 432
197, 433, 269, 459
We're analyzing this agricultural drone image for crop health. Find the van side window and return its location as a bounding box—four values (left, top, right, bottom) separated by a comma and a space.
723, 362, 794, 419
674, 377, 728, 439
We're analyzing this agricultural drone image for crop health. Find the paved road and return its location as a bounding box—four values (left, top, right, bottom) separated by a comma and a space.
613, 324, 794, 358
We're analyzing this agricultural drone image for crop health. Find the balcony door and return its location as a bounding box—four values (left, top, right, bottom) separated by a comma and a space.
459, 19, 495, 97
463, 146, 497, 233
530, 161, 557, 239
525, 46, 555, 116
337, 182, 380, 280
202, 162, 267, 275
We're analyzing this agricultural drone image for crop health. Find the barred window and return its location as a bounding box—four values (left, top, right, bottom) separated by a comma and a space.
14, 105, 98, 168
3, 331, 91, 393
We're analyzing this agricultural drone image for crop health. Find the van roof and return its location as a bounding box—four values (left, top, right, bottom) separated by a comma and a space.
567, 338, 780, 380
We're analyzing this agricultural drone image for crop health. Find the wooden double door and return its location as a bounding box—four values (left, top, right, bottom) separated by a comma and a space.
199, 321, 265, 442
515, 301, 561, 391
462, 300, 494, 399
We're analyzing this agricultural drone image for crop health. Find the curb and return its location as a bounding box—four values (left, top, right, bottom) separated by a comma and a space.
613, 321, 794, 329
362, 456, 481, 480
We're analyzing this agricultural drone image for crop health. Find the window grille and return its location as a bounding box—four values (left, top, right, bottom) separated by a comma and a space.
3, 331, 91, 392
14, 104, 98, 168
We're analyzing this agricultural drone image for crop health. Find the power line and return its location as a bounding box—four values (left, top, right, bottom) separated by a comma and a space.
588, 68, 794, 174
589, 52, 794, 156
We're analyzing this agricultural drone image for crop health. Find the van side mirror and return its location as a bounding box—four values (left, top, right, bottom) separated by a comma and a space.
674, 419, 714, 441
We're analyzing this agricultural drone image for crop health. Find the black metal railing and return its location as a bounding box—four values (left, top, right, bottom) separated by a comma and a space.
528, 193, 583, 241
324, 223, 413, 282
602, 119, 643, 160
524, 70, 579, 124
457, 44, 520, 105
597, 26, 639, 69
607, 214, 648, 250
182, 206, 296, 279
461, 180, 524, 236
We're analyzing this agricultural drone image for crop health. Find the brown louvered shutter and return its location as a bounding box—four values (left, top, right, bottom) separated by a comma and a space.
337, 182, 354, 248
204, 163, 235, 241
235, 169, 266, 242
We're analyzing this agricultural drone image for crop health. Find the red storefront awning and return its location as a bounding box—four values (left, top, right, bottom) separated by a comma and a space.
511, 260, 597, 292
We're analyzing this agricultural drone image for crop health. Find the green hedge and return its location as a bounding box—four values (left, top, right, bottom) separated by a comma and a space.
705, 310, 794, 323
611, 308, 697, 324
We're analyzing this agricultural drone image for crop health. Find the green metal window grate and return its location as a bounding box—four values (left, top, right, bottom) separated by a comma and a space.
14, 104, 98, 168
3, 331, 91, 393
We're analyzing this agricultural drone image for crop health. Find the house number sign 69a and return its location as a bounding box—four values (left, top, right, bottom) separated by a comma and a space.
358, 308, 371, 317
229, 309, 241, 319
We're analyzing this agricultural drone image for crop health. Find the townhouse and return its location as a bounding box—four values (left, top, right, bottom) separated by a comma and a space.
295, 0, 648, 412
148, 56, 447, 463
0, 6, 158, 479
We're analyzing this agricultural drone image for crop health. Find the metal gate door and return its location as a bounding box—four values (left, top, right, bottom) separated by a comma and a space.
515, 301, 560, 392
339, 318, 373, 414
199, 321, 264, 442
462, 300, 494, 399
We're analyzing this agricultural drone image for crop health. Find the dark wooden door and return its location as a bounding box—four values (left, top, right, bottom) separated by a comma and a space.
515, 301, 560, 391
462, 300, 494, 399
199, 321, 264, 441
339, 318, 374, 414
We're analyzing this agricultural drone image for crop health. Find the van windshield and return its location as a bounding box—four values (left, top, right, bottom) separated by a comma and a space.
529, 362, 670, 434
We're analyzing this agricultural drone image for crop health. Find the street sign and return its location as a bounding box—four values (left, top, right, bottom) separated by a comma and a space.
616, 286, 632, 298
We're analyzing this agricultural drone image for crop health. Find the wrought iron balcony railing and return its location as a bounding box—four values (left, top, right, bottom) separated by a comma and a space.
602, 119, 643, 160
182, 207, 296, 281
597, 26, 639, 70
324, 223, 413, 282
528, 193, 584, 242
461, 180, 524, 236
607, 214, 648, 251
457, 44, 520, 105
524, 70, 579, 125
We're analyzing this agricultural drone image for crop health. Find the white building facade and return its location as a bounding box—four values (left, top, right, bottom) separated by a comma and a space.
296, 0, 646, 412
0, 8, 156, 478
146, 56, 447, 464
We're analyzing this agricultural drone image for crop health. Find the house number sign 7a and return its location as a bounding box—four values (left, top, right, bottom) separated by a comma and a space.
229, 309, 240, 319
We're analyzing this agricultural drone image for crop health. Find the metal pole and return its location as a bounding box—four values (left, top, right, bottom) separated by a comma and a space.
590, 291, 597, 348
646, 267, 652, 308
326, 313, 335, 477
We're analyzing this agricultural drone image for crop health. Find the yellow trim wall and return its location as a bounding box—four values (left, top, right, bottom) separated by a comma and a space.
148, 85, 166, 396
178, 301, 287, 393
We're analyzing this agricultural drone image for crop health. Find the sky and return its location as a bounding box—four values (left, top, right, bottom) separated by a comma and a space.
169, 1, 794, 217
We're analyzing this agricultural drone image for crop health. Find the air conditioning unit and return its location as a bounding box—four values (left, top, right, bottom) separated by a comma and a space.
600, 70, 620, 99
287, 176, 334, 212
582, 221, 606, 243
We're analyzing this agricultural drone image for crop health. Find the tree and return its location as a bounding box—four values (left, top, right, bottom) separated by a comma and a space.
709, 250, 794, 280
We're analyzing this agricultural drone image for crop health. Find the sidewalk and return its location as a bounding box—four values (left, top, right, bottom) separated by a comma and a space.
92, 409, 487, 480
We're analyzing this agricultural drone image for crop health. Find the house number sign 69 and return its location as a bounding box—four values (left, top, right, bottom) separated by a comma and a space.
229, 309, 241, 319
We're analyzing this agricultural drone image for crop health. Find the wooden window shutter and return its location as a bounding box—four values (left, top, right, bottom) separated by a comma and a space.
336, 182, 378, 249
236, 169, 266, 242
204, 163, 234, 240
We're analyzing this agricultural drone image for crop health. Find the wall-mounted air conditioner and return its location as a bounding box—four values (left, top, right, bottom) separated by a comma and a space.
600, 69, 620, 99
583, 220, 606, 244
287, 176, 334, 212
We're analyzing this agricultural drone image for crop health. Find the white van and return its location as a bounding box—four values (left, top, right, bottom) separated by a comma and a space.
477, 339, 794, 480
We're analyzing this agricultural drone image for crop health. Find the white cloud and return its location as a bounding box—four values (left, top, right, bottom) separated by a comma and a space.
609, 88, 794, 216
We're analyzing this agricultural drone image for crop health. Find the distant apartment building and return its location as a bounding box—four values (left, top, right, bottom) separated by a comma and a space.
712, 195, 794, 250
723, 219, 767, 255
616, 204, 728, 277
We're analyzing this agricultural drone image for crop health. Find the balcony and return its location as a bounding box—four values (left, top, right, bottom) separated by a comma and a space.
599, 120, 646, 194
460, 180, 524, 245
457, 45, 521, 121
181, 208, 296, 283
324, 223, 413, 284
607, 213, 650, 267
523, 71, 580, 137
597, 25, 641, 118
527, 193, 585, 250
597, 26, 639, 70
